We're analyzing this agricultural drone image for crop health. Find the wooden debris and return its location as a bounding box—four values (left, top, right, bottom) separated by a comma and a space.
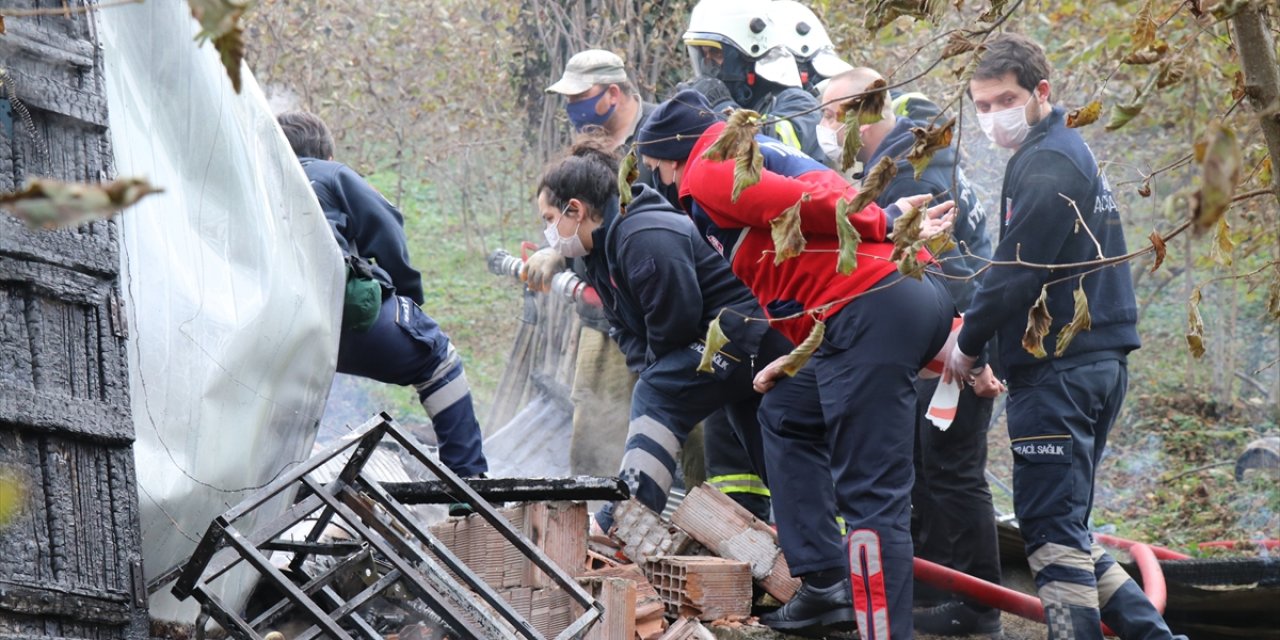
645, 556, 753, 621
670, 485, 801, 602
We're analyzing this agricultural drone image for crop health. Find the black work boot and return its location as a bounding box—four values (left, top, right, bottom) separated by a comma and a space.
914, 600, 1002, 637
758, 577, 855, 631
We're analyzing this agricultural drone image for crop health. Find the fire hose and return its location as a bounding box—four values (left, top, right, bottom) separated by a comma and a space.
488, 246, 602, 307
915, 543, 1167, 637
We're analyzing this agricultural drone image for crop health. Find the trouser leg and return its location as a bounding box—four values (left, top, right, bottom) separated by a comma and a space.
569, 326, 637, 477
1092, 544, 1182, 640
1010, 358, 1145, 640
595, 342, 761, 531
759, 362, 845, 575
705, 406, 771, 521
819, 274, 952, 640
337, 295, 487, 476
914, 376, 1002, 603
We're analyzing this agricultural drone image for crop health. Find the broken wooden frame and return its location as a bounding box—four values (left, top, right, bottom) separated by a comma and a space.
169, 413, 602, 639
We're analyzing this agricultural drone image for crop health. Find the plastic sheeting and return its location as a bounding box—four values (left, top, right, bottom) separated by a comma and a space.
99, 2, 343, 622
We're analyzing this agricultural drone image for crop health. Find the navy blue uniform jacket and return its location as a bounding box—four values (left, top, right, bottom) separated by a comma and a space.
957, 107, 1140, 372
581, 184, 770, 372
301, 158, 424, 305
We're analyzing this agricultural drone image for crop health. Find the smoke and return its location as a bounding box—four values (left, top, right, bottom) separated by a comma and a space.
263, 83, 301, 116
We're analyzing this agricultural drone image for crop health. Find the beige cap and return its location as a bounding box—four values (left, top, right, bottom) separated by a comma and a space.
546, 49, 629, 95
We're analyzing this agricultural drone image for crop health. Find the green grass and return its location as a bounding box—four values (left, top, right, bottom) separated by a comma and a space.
359, 171, 537, 430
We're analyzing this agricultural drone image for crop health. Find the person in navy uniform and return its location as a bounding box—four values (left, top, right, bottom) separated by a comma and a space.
277, 112, 488, 497
943, 34, 1185, 640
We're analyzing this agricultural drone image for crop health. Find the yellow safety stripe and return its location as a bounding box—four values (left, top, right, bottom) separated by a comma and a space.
771, 119, 803, 151
712, 485, 773, 497
707, 474, 771, 497
891, 91, 929, 117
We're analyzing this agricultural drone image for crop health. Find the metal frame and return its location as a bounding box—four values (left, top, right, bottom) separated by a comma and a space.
170, 413, 602, 639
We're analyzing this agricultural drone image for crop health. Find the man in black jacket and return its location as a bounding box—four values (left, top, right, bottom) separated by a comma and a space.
277, 112, 488, 491
942, 35, 1184, 640
821, 68, 1004, 637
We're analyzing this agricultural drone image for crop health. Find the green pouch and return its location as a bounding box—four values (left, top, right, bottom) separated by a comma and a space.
343, 255, 382, 332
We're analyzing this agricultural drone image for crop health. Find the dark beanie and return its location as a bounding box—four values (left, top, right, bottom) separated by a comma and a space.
636, 89, 720, 161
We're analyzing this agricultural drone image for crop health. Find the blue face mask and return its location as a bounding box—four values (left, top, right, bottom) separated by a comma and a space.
565, 89, 616, 131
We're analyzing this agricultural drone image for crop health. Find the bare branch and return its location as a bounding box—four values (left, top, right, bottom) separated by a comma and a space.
1061, 194, 1105, 259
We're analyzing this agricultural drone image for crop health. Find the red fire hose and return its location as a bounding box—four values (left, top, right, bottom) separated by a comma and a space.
1197, 539, 1280, 552
914, 540, 1170, 637
1094, 533, 1191, 560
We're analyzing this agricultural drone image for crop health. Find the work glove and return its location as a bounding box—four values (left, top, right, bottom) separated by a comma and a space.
675, 76, 735, 112
524, 247, 565, 294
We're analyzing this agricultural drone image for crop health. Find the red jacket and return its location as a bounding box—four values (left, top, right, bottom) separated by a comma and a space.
681, 121, 930, 343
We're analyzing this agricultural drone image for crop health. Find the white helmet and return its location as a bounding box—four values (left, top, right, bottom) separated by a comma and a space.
683, 0, 801, 88
768, 0, 852, 83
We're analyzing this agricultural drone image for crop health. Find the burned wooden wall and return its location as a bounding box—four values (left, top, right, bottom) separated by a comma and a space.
0, 1, 148, 638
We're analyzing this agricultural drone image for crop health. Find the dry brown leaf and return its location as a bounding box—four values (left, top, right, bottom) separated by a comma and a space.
1193, 122, 1242, 233
847, 157, 898, 218
618, 149, 639, 208
890, 202, 923, 262
896, 245, 928, 279
925, 232, 957, 257
979, 0, 1009, 22
837, 78, 887, 124
1022, 286, 1052, 358
0, 177, 163, 229
697, 313, 731, 374
732, 137, 763, 203
1138, 180, 1152, 198
770, 194, 810, 265
838, 79, 888, 172
836, 198, 862, 275
940, 32, 978, 59
702, 109, 760, 162
1210, 217, 1234, 266
0, 16, 6, 35
781, 319, 825, 376
1186, 287, 1206, 358
188, 0, 251, 93
1132, 0, 1157, 50
1054, 280, 1093, 356
1123, 42, 1168, 65
1156, 56, 1189, 89
1105, 101, 1145, 132
1261, 156, 1273, 186
1231, 71, 1246, 101
1067, 101, 1103, 128
907, 117, 956, 179
1149, 231, 1166, 273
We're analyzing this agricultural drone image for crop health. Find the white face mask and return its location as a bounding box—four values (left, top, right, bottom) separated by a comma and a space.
543, 204, 589, 258
817, 123, 844, 166
977, 94, 1035, 149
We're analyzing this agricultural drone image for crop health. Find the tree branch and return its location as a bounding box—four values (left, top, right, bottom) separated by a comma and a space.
1061, 194, 1105, 259
1230, 3, 1280, 208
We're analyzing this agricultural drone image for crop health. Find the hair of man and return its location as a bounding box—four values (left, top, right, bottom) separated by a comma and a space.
276, 111, 335, 160
971, 32, 1051, 95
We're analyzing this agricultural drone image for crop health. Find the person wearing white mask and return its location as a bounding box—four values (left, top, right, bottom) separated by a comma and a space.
944, 34, 1185, 640
536, 134, 794, 537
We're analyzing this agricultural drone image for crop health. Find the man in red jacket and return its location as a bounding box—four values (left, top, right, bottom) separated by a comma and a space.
637, 90, 955, 639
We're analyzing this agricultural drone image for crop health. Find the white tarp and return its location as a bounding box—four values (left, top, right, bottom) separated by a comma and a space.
100, 1, 343, 621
